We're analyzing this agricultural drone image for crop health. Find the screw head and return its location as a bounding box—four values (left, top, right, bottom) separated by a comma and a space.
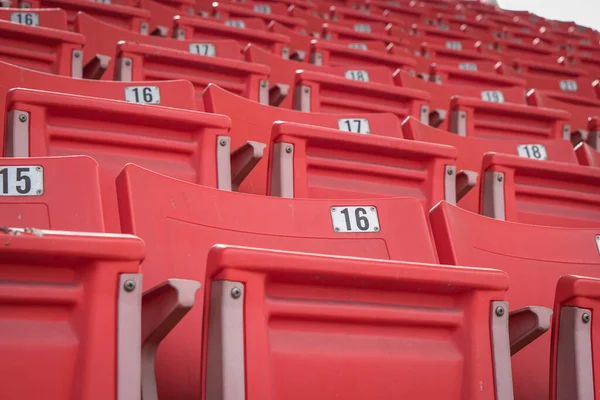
285, 146, 292, 154
18, 114, 27, 123
231, 287, 242, 299
370, 207, 375, 211
374, 226, 379, 232
74, 52, 81, 58
334, 227, 340, 232
447, 168, 454, 175
331, 208, 336, 212
219, 139, 228, 146
36, 189, 42, 195
497, 174, 503, 182
304, 87, 309, 93
495, 306, 505, 317
35, 166, 41, 171
261, 81, 267, 88
582, 313, 591, 323
125, 59, 132, 66
124, 280, 136, 292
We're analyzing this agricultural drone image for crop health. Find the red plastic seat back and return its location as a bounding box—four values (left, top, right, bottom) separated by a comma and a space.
430, 201, 600, 400
203, 245, 512, 400
5, 88, 231, 232
575, 142, 600, 167
0, 18, 84, 76
117, 163, 440, 400
0, 156, 105, 231
0, 60, 197, 155
0, 8, 68, 29
202, 84, 403, 195
0, 229, 143, 400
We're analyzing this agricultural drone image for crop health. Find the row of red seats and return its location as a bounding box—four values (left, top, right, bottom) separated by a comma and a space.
1, 0, 600, 399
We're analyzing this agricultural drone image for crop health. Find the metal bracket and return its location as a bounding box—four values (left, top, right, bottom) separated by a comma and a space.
141, 279, 201, 400
5, 110, 30, 157
490, 301, 515, 400
216, 136, 232, 191
556, 306, 594, 400
429, 109, 447, 128
175, 28, 186, 40
116, 57, 133, 81
205, 281, 246, 400
270, 142, 294, 198
449, 110, 467, 136
293, 85, 311, 112
455, 170, 478, 202
310, 52, 323, 66
71, 49, 83, 79
419, 105, 430, 124
150, 26, 169, 37
444, 165, 457, 205
83, 54, 112, 80
290, 50, 306, 62
482, 171, 506, 220
258, 80, 269, 105
269, 83, 289, 107
118, 273, 143, 400
508, 306, 552, 355
140, 21, 149, 35
230, 141, 266, 192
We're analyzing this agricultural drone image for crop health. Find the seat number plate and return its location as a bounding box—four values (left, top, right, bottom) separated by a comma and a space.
345, 70, 370, 81
459, 63, 477, 71
125, 86, 161, 104
0, 166, 43, 196
10, 12, 39, 26
225, 20, 245, 28
253, 4, 271, 14
338, 118, 370, 134
517, 144, 548, 160
189, 43, 216, 56
559, 80, 578, 92
354, 24, 372, 33
348, 43, 368, 50
445, 41, 462, 50
331, 206, 380, 232
481, 90, 505, 103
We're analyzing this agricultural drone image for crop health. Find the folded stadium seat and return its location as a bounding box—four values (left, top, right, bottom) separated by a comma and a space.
202, 83, 403, 194
0, 60, 197, 151
146, 0, 194, 15
485, 13, 538, 34
439, 13, 499, 37
3, 88, 259, 232
310, 38, 416, 72
575, 141, 600, 167
403, 117, 587, 214
559, 39, 600, 58
0, 7, 67, 28
266, 20, 312, 60
503, 59, 594, 94
173, 14, 291, 58
0, 18, 84, 76
0, 156, 105, 230
266, 121, 465, 212
326, 4, 392, 25
245, 44, 430, 118
75, 12, 265, 88
208, 1, 309, 33
407, 42, 501, 77
114, 41, 270, 109
429, 200, 600, 400
404, 23, 480, 52
477, 37, 560, 64
372, 0, 429, 26
137, 0, 193, 35
550, 275, 600, 400
395, 69, 571, 140
560, 53, 600, 77
321, 20, 405, 46
258, 0, 316, 11
117, 163, 447, 399
20, 0, 150, 33
202, 245, 515, 400
0, 228, 145, 400
429, 62, 527, 88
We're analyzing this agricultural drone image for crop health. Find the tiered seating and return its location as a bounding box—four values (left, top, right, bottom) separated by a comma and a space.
3, 0, 600, 398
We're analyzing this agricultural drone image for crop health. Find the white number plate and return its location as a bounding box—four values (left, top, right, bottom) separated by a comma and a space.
581, 39, 592, 45
445, 41, 462, 50
517, 144, 548, 160
331, 206, 380, 232
559, 80, 578, 92
89, 0, 111, 4
10, 12, 39, 26
459, 63, 477, 71
345, 70, 370, 81
189, 43, 216, 56
125, 86, 161, 104
225, 20, 245, 28
338, 118, 370, 134
437, 24, 450, 31
0, 166, 43, 196
253, 4, 271, 13
348, 43, 368, 51
595, 235, 600, 254
354, 24, 371, 33
481, 90, 505, 103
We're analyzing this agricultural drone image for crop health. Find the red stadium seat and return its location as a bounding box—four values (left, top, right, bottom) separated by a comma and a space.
402, 117, 581, 213
0, 7, 68, 29
4, 88, 248, 232
114, 41, 270, 108
429, 63, 526, 88
138, 0, 193, 35
550, 275, 600, 400
209, 1, 308, 32
0, 156, 105, 230
117, 163, 441, 399
575, 142, 600, 167
321, 20, 401, 45
246, 44, 430, 118
0, 18, 84, 76
21, 0, 150, 33
407, 23, 480, 52
203, 244, 514, 400
173, 14, 291, 58
267, 121, 462, 212
0, 228, 144, 400
0, 60, 197, 154
430, 200, 600, 400
371, 0, 428, 26
479, 38, 559, 64
202, 83, 403, 195
395, 70, 571, 140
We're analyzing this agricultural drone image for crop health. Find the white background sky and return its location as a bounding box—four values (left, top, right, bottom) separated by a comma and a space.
498, 0, 599, 32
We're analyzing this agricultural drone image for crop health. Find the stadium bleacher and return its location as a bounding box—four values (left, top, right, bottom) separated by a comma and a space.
1, 0, 599, 399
